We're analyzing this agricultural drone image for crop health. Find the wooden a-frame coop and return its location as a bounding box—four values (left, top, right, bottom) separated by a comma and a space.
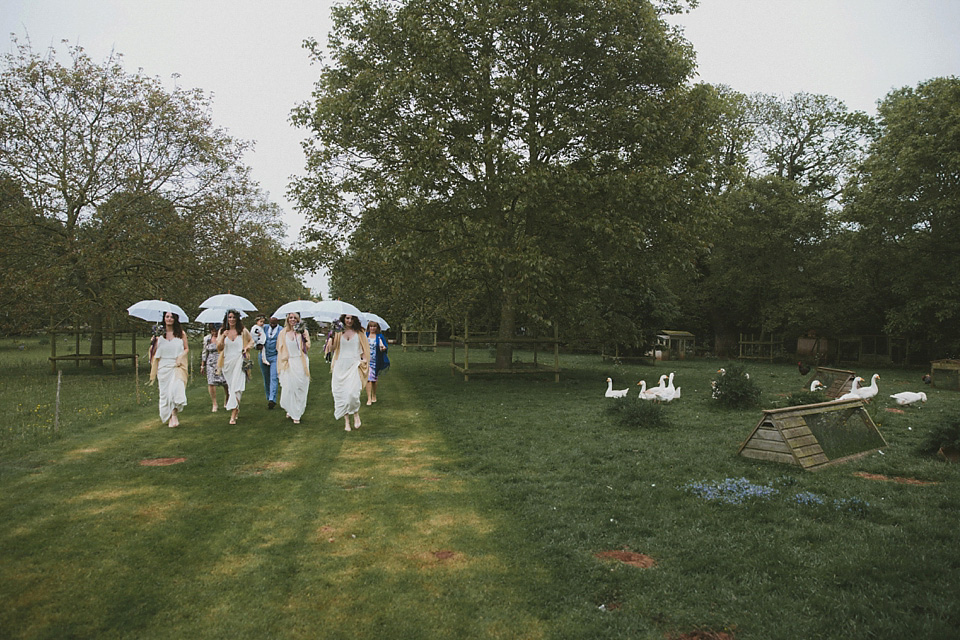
738, 399, 887, 471
804, 366, 858, 398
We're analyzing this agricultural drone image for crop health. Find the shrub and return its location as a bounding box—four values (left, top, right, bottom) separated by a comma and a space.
711, 363, 761, 409
780, 390, 828, 407
605, 397, 669, 429
917, 412, 960, 456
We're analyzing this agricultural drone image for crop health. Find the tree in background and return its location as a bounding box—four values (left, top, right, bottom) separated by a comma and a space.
0, 38, 305, 342
843, 77, 960, 355
292, 0, 726, 365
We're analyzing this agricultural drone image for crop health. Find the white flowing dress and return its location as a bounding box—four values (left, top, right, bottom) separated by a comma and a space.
331, 333, 363, 419
221, 334, 246, 411
279, 333, 310, 420
155, 337, 187, 424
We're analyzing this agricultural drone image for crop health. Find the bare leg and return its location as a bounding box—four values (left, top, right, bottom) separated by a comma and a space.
169, 408, 179, 428
344, 415, 351, 431
208, 385, 218, 411
230, 407, 238, 424
369, 380, 378, 403
353, 411, 361, 430
365, 381, 373, 405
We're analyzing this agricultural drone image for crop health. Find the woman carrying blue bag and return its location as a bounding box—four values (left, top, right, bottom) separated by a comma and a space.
365, 319, 389, 405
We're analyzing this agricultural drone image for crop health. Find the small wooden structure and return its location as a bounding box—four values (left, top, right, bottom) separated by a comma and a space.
450, 318, 560, 382
805, 367, 857, 399
738, 399, 887, 471
402, 323, 438, 352
655, 330, 695, 361
839, 334, 912, 366
48, 318, 139, 374
930, 359, 960, 391
739, 333, 783, 362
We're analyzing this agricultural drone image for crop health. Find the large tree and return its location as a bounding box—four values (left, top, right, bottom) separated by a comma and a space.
293, 0, 726, 365
843, 77, 960, 354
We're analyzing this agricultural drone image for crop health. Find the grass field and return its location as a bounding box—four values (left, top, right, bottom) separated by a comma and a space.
2, 337, 959, 639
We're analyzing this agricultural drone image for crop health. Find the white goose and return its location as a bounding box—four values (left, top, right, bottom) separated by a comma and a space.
605, 377, 629, 398
636, 380, 660, 401
654, 372, 680, 402
890, 391, 927, 406
809, 379, 825, 392
836, 376, 863, 401
854, 374, 880, 402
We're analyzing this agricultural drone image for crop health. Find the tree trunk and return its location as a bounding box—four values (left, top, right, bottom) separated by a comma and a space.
89, 312, 104, 367
495, 289, 518, 369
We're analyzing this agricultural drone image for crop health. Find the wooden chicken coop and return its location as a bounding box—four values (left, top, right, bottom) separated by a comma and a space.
930, 359, 960, 391
655, 330, 695, 361
804, 367, 857, 399
738, 399, 886, 471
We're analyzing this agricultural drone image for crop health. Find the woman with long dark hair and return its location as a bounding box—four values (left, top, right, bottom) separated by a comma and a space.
216, 309, 253, 424
150, 311, 189, 427
329, 314, 369, 431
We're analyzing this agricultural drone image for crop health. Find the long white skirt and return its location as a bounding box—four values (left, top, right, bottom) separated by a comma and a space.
157, 360, 186, 424
279, 356, 309, 420
222, 352, 246, 411
331, 356, 362, 420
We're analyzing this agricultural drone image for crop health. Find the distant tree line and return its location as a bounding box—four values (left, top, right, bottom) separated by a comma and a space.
291, 0, 960, 359
0, 38, 307, 357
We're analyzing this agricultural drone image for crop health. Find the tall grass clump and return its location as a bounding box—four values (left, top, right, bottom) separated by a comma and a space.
605, 396, 669, 429
710, 363, 761, 408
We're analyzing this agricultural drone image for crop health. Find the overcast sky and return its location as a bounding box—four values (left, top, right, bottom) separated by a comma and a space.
4, 1, 959, 298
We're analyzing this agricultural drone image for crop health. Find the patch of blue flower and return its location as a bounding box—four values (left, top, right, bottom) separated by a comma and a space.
794, 491, 825, 506
834, 496, 870, 514
680, 477, 779, 505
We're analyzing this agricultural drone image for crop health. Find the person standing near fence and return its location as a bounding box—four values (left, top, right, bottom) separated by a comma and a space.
277, 312, 311, 424
217, 309, 253, 425
330, 314, 369, 431
260, 316, 281, 409
150, 311, 188, 428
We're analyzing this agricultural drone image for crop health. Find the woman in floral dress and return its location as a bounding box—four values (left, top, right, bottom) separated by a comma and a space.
200, 324, 228, 412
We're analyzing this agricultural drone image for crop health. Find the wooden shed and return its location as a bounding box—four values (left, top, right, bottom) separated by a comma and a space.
738, 399, 886, 471
655, 330, 695, 361
805, 367, 857, 399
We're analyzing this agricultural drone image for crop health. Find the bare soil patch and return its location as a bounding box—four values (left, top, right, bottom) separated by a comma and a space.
432, 550, 456, 560
853, 471, 938, 485
139, 457, 186, 466
594, 550, 656, 568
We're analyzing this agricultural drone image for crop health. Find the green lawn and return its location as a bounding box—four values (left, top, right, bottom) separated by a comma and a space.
2, 338, 959, 639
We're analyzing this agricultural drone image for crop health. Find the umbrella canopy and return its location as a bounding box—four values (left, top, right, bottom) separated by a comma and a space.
362, 312, 390, 331
199, 293, 257, 311
311, 300, 364, 323
272, 300, 318, 320
127, 300, 190, 323
195, 307, 248, 324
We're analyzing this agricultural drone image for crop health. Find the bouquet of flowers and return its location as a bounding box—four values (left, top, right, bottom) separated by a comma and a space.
295, 320, 307, 334
331, 319, 344, 333
242, 353, 253, 379
151, 323, 165, 338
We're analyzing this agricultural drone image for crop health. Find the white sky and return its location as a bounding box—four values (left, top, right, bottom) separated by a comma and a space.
4, 0, 959, 298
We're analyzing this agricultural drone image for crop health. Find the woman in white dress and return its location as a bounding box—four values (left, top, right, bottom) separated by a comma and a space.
216, 309, 253, 425
329, 314, 370, 431
277, 312, 311, 424
150, 311, 189, 427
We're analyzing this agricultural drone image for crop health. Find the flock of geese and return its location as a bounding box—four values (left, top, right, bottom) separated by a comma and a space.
607, 369, 930, 407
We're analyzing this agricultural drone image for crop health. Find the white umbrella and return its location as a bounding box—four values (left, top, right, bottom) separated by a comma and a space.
272, 300, 318, 320
127, 299, 190, 323
311, 300, 364, 323
199, 293, 258, 311
362, 312, 390, 331
195, 307, 248, 324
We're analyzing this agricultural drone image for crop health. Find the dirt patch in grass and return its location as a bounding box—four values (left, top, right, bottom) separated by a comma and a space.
853, 471, 938, 485
668, 631, 734, 640
594, 550, 656, 568
433, 550, 456, 560
140, 457, 186, 466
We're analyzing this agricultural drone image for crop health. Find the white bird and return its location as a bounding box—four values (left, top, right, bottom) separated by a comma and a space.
836, 376, 863, 401
854, 374, 880, 402
654, 372, 680, 402
810, 380, 825, 392
890, 391, 927, 406
636, 380, 660, 401
605, 377, 629, 398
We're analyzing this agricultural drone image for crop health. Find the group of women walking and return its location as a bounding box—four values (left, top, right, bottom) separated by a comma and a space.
153, 309, 387, 430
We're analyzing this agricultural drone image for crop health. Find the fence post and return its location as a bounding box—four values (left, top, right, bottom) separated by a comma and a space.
54, 370, 62, 434
135, 354, 140, 405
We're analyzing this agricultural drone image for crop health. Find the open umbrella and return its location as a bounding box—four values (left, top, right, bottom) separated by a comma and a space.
311, 300, 364, 323
199, 293, 257, 311
127, 300, 190, 323
362, 312, 390, 331
272, 300, 319, 320
195, 308, 248, 324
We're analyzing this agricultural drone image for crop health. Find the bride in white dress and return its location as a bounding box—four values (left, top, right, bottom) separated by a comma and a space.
329, 314, 370, 431
278, 312, 311, 424
216, 310, 254, 425
150, 311, 188, 427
